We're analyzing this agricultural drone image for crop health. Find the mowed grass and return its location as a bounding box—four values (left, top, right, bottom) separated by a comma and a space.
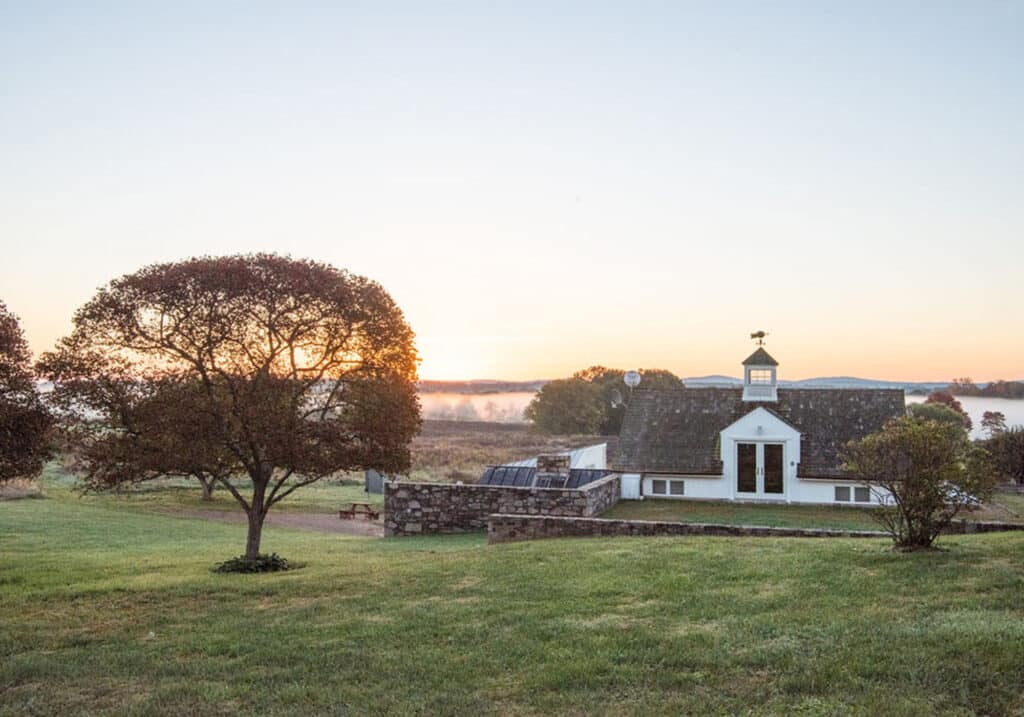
602, 494, 1024, 531
37, 463, 380, 516
3, 497, 1024, 715
602, 499, 886, 532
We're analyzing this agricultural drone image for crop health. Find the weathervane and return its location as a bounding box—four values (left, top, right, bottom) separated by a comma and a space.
750, 330, 768, 347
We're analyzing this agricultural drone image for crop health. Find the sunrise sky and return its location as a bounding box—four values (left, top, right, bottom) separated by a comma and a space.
2, 2, 1022, 382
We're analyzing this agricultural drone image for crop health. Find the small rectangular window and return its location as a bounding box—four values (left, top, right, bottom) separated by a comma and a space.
669, 480, 685, 496
835, 486, 851, 502
652, 479, 667, 495
854, 486, 870, 503
749, 369, 773, 384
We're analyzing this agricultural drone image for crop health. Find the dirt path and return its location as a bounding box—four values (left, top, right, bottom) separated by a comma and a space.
170, 509, 385, 537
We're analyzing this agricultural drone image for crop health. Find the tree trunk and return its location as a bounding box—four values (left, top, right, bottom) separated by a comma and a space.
197, 474, 215, 501
245, 471, 269, 561
245, 511, 265, 561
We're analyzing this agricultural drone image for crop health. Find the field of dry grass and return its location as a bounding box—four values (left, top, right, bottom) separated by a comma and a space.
408, 420, 611, 482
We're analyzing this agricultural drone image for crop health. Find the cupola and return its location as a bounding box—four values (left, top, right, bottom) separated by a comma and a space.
742, 346, 779, 402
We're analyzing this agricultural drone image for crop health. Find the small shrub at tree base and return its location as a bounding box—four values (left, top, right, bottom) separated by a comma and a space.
214, 553, 291, 574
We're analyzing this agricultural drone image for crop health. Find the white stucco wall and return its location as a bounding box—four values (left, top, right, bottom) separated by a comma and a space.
789, 479, 891, 506
639, 475, 732, 500
569, 443, 607, 470
620, 473, 642, 500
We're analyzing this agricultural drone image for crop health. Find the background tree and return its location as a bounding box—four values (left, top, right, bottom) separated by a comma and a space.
38, 255, 420, 563
57, 378, 236, 500
0, 301, 52, 483
984, 427, 1024, 487
572, 366, 683, 435
844, 416, 998, 550
524, 378, 604, 435
921, 390, 972, 431
979, 380, 1024, 399
908, 401, 971, 432
981, 410, 1007, 438
948, 377, 982, 396
527, 366, 683, 435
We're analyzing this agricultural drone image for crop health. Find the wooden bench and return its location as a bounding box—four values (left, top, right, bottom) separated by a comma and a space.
339, 502, 380, 521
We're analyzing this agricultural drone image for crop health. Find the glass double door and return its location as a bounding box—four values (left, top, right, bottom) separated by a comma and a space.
736, 442, 784, 497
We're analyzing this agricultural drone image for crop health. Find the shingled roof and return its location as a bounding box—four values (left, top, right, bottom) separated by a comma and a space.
614, 387, 905, 479
742, 347, 779, 366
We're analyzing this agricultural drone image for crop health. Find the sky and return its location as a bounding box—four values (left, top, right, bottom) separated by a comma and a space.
2, 2, 1022, 382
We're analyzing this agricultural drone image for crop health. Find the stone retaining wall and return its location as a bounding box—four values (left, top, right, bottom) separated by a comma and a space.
945, 519, 1024, 534
487, 514, 888, 544
488, 514, 1024, 544
385, 474, 620, 536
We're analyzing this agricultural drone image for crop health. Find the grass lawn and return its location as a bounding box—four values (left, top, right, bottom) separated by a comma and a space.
3, 494, 1024, 715
35, 463, 382, 515
994, 491, 1024, 517
603, 495, 1024, 532
601, 498, 885, 532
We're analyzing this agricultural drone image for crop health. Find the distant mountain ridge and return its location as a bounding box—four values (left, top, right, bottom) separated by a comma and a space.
683, 375, 951, 393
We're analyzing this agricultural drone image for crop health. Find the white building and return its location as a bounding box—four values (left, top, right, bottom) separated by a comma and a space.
615, 348, 904, 506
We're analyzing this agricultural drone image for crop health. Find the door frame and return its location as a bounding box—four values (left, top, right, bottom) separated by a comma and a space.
735, 441, 785, 498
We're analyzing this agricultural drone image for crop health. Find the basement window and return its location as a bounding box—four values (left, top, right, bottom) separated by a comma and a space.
651, 479, 685, 497
836, 486, 872, 503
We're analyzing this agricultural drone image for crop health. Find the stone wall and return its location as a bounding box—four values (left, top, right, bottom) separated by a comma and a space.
487, 514, 1024, 544
583, 473, 621, 515
488, 515, 888, 544
385, 474, 620, 536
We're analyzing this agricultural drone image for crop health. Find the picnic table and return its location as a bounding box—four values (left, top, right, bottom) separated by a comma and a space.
339, 502, 380, 521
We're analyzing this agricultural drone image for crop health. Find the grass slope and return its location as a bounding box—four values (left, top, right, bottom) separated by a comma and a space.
3, 496, 1024, 716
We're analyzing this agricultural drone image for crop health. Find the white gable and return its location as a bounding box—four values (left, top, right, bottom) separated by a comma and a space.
721, 406, 800, 444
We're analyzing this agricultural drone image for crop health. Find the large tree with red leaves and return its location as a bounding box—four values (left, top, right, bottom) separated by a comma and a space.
39, 255, 420, 562
0, 301, 52, 483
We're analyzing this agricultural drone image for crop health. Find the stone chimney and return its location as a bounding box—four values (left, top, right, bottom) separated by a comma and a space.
534, 454, 571, 488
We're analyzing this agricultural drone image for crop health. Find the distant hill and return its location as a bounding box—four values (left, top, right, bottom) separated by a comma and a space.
684, 375, 950, 394
421, 377, 1023, 396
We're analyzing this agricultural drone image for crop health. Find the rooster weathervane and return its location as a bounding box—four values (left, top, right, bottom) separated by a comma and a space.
750, 330, 768, 347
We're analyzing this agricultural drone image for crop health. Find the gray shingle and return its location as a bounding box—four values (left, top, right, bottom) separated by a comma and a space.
742, 347, 779, 366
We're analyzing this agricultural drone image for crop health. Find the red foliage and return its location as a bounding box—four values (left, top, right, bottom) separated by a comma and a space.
0, 301, 52, 482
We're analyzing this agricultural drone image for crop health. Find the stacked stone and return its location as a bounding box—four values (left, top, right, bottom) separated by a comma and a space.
383, 475, 621, 536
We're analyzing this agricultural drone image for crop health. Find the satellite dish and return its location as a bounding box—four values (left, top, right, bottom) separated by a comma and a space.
624, 370, 641, 389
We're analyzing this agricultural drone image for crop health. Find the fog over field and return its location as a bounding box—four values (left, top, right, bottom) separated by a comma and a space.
419, 392, 535, 423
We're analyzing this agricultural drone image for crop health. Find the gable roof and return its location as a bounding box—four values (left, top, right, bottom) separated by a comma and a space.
614, 387, 905, 478
742, 347, 779, 366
